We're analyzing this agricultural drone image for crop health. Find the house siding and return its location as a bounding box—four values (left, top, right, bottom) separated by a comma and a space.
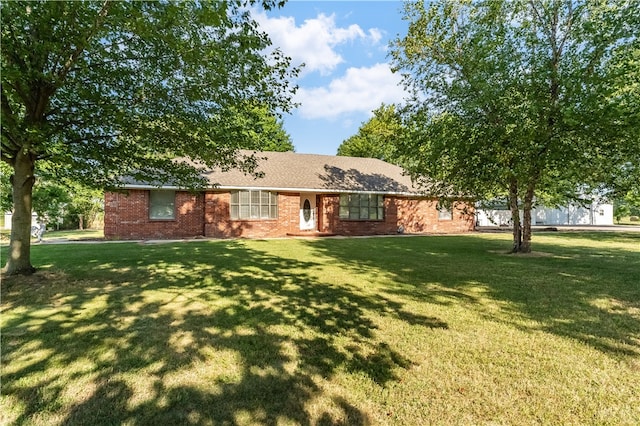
105, 190, 474, 240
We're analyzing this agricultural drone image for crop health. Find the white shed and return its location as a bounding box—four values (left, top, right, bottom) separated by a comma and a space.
476, 202, 614, 226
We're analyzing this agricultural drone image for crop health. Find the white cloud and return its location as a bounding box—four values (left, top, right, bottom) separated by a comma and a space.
368, 28, 383, 44
296, 63, 408, 119
255, 11, 381, 76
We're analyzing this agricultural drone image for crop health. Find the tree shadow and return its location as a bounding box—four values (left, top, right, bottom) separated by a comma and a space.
304, 234, 640, 358
6, 234, 635, 424
1, 240, 444, 424
318, 165, 412, 193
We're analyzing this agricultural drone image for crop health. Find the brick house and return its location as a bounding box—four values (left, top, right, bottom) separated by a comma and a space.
104, 151, 475, 240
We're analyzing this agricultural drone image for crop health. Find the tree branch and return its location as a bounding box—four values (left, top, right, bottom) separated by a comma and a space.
1, 84, 16, 125
55, 0, 112, 84
2, 135, 22, 156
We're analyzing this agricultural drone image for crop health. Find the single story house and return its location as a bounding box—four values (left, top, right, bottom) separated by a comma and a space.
104, 151, 475, 240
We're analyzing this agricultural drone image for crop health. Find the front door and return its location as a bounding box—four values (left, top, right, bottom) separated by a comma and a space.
300, 194, 316, 231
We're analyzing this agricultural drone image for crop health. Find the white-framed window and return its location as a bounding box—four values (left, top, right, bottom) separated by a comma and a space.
339, 194, 384, 220
438, 206, 453, 221
149, 190, 175, 220
230, 190, 278, 220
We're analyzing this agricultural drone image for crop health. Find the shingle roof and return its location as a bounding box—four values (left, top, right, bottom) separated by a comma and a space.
123, 151, 429, 195
201, 151, 421, 195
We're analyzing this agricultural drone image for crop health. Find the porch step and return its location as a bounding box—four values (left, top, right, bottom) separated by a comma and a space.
286, 231, 337, 237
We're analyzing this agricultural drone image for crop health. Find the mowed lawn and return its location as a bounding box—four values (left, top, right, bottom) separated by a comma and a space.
1, 232, 639, 425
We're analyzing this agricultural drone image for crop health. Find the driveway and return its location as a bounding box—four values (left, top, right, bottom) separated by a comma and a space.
478, 225, 640, 233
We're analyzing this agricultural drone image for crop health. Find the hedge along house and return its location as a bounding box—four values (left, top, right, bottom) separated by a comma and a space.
104, 151, 475, 240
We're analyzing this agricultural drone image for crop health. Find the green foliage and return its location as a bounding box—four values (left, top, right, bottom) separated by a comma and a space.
614, 191, 640, 223
63, 184, 104, 229
225, 101, 295, 152
337, 104, 404, 165
1, 0, 298, 187
31, 182, 71, 226
35, 181, 103, 230
1, 166, 103, 229
1, 0, 299, 273
0, 162, 12, 213
391, 0, 640, 251
614, 204, 631, 223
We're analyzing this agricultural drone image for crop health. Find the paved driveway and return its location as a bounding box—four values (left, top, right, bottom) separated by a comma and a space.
478, 225, 640, 233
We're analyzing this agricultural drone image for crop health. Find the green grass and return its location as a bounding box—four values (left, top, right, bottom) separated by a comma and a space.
616, 216, 640, 225
0, 228, 103, 244
2, 233, 639, 425
39, 229, 104, 240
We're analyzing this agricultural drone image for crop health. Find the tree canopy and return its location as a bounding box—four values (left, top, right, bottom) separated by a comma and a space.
1, 0, 299, 274
336, 104, 404, 165
391, 0, 640, 252
225, 101, 295, 153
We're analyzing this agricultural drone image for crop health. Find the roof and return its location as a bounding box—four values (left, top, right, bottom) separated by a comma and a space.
125, 151, 428, 195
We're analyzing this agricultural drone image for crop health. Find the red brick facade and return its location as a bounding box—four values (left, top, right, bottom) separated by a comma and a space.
104, 190, 205, 239
203, 192, 301, 238
318, 195, 474, 235
104, 190, 474, 240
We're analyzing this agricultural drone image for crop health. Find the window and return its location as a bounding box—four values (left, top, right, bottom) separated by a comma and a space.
230, 190, 278, 219
339, 194, 384, 220
149, 190, 175, 220
438, 206, 452, 220
303, 199, 312, 222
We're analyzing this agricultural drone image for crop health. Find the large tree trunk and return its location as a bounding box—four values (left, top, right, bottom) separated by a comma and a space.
3, 151, 37, 275
521, 183, 535, 254
508, 178, 523, 253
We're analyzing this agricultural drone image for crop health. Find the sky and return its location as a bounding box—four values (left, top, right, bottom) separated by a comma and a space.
255, 1, 410, 155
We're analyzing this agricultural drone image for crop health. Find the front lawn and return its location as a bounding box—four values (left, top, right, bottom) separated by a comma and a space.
2, 233, 639, 425
0, 228, 104, 244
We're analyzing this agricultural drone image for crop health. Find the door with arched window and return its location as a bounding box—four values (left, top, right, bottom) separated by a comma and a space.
299, 194, 316, 230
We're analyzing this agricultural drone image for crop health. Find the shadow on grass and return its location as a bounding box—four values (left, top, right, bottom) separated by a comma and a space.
4, 233, 637, 424
305, 234, 640, 358
1, 240, 443, 425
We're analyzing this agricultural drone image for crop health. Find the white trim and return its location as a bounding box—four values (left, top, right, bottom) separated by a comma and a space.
120, 184, 183, 190
299, 194, 317, 231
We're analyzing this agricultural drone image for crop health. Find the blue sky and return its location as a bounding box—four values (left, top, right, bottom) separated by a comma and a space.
256, 1, 410, 155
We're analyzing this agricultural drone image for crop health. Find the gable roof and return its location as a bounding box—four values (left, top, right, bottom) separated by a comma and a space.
125, 151, 429, 195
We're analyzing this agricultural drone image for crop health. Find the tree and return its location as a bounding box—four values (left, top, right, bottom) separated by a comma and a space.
391, 0, 640, 252
337, 104, 404, 165
0, 162, 13, 215
1, 1, 299, 275
31, 180, 103, 230
614, 189, 640, 223
226, 101, 295, 152
59, 183, 104, 230
31, 182, 72, 229
1, 165, 105, 230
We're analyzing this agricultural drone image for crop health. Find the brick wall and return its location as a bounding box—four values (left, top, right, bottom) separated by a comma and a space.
318, 195, 474, 235
105, 190, 474, 240
318, 195, 396, 235
204, 192, 300, 238
104, 190, 204, 240
394, 198, 475, 233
